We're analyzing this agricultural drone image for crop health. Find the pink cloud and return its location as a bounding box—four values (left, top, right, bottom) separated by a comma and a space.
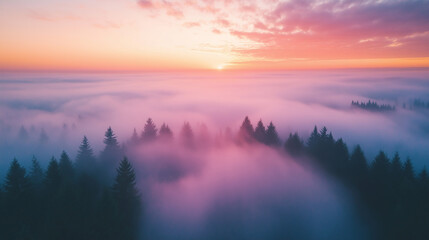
212, 28, 221, 34
136, 0, 429, 60
183, 22, 201, 28
137, 0, 154, 9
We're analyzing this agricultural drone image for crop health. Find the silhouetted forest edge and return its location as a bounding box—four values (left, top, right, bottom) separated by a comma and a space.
351, 98, 429, 113
1, 117, 429, 240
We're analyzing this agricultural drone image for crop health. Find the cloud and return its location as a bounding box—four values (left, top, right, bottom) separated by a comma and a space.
136, 0, 429, 61
183, 22, 201, 28
137, 0, 154, 9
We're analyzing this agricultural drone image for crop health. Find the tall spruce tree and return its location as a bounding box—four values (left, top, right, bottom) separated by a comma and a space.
3, 159, 31, 240
4, 159, 29, 200
75, 136, 97, 174
59, 151, 74, 183
112, 157, 141, 240
29, 156, 44, 190
130, 129, 139, 145
180, 122, 194, 147
159, 123, 173, 140
266, 122, 280, 146
254, 120, 267, 144
372, 151, 390, 178
307, 126, 319, 152
350, 145, 368, 176
238, 116, 254, 142
44, 157, 61, 195
285, 133, 304, 156
403, 157, 415, 181
141, 118, 157, 142
100, 127, 123, 178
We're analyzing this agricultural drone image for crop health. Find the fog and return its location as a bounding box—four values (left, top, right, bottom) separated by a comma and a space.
1, 70, 428, 170
0, 69, 428, 238
130, 141, 367, 239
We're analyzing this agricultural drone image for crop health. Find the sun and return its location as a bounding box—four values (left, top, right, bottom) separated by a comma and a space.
216, 65, 224, 70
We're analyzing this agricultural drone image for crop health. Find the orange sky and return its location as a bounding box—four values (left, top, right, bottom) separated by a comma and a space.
1, 0, 429, 71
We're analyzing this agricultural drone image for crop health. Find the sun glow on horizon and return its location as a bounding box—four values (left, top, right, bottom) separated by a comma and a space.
0, 0, 429, 71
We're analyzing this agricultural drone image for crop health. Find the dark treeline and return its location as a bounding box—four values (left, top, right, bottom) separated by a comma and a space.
1, 116, 429, 240
284, 126, 429, 240
351, 100, 396, 112
402, 98, 429, 110
0, 129, 140, 240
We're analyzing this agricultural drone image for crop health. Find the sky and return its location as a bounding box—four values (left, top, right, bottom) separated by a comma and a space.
1, 0, 429, 71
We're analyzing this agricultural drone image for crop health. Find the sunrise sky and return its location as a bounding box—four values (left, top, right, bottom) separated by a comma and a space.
1, 0, 429, 71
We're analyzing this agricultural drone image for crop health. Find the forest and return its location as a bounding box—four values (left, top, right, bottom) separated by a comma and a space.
1, 117, 429, 240
351, 100, 396, 112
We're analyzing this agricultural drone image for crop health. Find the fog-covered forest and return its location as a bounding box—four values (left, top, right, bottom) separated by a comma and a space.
1, 117, 428, 240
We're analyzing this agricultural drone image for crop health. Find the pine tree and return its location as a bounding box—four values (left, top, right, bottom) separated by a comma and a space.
390, 152, 403, 189
44, 157, 61, 195
333, 138, 349, 174
3, 159, 31, 240
266, 122, 280, 146
180, 122, 194, 147
238, 116, 254, 142
419, 167, 428, 184
319, 126, 328, 139
391, 152, 402, 177
4, 158, 29, 199
350, 145, 368, 176
59, 151, 74, 183
254, 120, 266, 144
403, 157, 414, 181
130, 129, 139, 145
112, 157, 141, 240
75, 136, 97, 174
371, 151, 390, 178
307, 126, 319, 150
159, 123, 173, 140
141, 118, 157, 142
284, 133, 304, 156
104, 127, 120, 147
100, 127, 123, 178
39, 128, 49, 143
29, 156, 44, 189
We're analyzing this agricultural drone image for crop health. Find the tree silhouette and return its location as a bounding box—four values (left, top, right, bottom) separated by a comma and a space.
130, 128, 139, 145
180, 122, 194, 147
266, 122, 280, 146
112, 157, 141, 240
371, 151, 390, 178
254, 120, 266, 144
59, 151, 74, 183
333, 138, 349, 174
403, 157, 414, 181
284, 133, 304, 156
141, 118, 157, 142
44, 157, 61, 195
159, 123, 173, 140
238, 116, 254, 142
39, 128, 49, 143
100, 127, 123, 178
75, 136, 97, 174
306, 126, 319, 152
3, 159, 31, 239
4, 159, 29, 200
29, 156, 44, 190
349, 145, 368, 179
348, 145, 368, 197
